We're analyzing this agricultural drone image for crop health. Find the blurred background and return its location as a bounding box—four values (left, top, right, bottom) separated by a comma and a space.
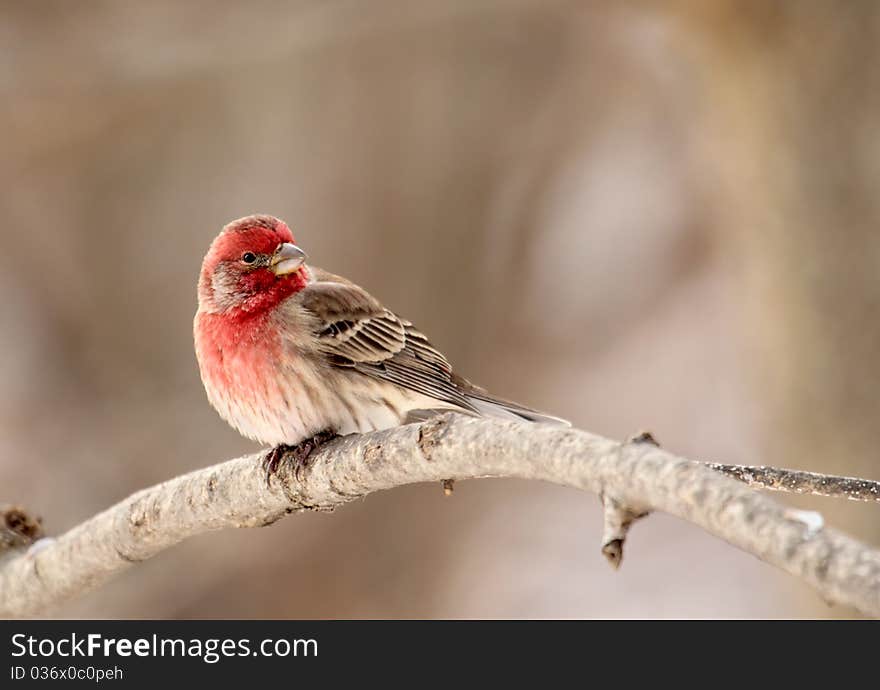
2, 1, 878, 618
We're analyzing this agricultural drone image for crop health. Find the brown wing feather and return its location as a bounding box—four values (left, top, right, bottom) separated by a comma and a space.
298, 268, 477, 411
298, 268, 568, 424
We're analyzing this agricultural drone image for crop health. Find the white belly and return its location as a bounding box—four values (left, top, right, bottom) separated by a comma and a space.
204, 359, 454, 446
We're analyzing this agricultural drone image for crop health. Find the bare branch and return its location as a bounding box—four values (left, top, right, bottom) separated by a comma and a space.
708, 463, 880, 503
599, 430, 657, 568
1, 414, 879, 618
599, 495, 648, 570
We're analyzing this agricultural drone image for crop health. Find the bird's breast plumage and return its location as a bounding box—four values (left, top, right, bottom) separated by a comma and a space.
194, 302, 436, 446
195, 308, 313, 444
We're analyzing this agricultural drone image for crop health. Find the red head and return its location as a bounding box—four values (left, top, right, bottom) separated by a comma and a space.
197, 215, 309, 317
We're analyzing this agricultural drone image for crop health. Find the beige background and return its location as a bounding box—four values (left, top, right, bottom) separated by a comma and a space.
2, 1, 878, 618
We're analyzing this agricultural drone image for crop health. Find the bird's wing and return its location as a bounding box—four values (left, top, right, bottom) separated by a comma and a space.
297, 268, 478, 411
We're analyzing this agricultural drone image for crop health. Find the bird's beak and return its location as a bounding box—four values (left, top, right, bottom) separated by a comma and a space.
270, 243, 307, 276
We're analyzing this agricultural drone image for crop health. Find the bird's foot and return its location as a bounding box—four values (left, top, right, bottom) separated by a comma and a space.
262, 430, 340, 486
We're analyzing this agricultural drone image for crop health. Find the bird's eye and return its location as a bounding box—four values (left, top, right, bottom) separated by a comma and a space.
241, 252, 257, 265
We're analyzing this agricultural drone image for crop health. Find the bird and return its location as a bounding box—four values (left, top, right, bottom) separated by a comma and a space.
194, 214, 568, 479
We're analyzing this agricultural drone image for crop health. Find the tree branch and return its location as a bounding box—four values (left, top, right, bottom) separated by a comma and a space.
1, 414, 879, 618
708, 463, 880, 503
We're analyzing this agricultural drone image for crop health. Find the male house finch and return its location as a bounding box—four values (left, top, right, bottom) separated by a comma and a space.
194, 215, 567, 474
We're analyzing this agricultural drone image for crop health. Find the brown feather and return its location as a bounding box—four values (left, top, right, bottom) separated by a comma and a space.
294, 266, 568, 425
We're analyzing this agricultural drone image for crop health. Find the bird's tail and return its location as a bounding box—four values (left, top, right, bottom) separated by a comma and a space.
464, 390, 570, 426
403, 374, 570, 426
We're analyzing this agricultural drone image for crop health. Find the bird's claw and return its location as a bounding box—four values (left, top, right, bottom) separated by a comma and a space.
261, 430, 340, 487
262, 445, 293, 486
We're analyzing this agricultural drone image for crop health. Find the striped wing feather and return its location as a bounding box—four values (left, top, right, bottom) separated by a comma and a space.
298, 269, 477, 412
297, 267, 568, 425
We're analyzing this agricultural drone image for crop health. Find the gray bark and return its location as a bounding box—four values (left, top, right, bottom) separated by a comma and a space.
1, 414, 878, 618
